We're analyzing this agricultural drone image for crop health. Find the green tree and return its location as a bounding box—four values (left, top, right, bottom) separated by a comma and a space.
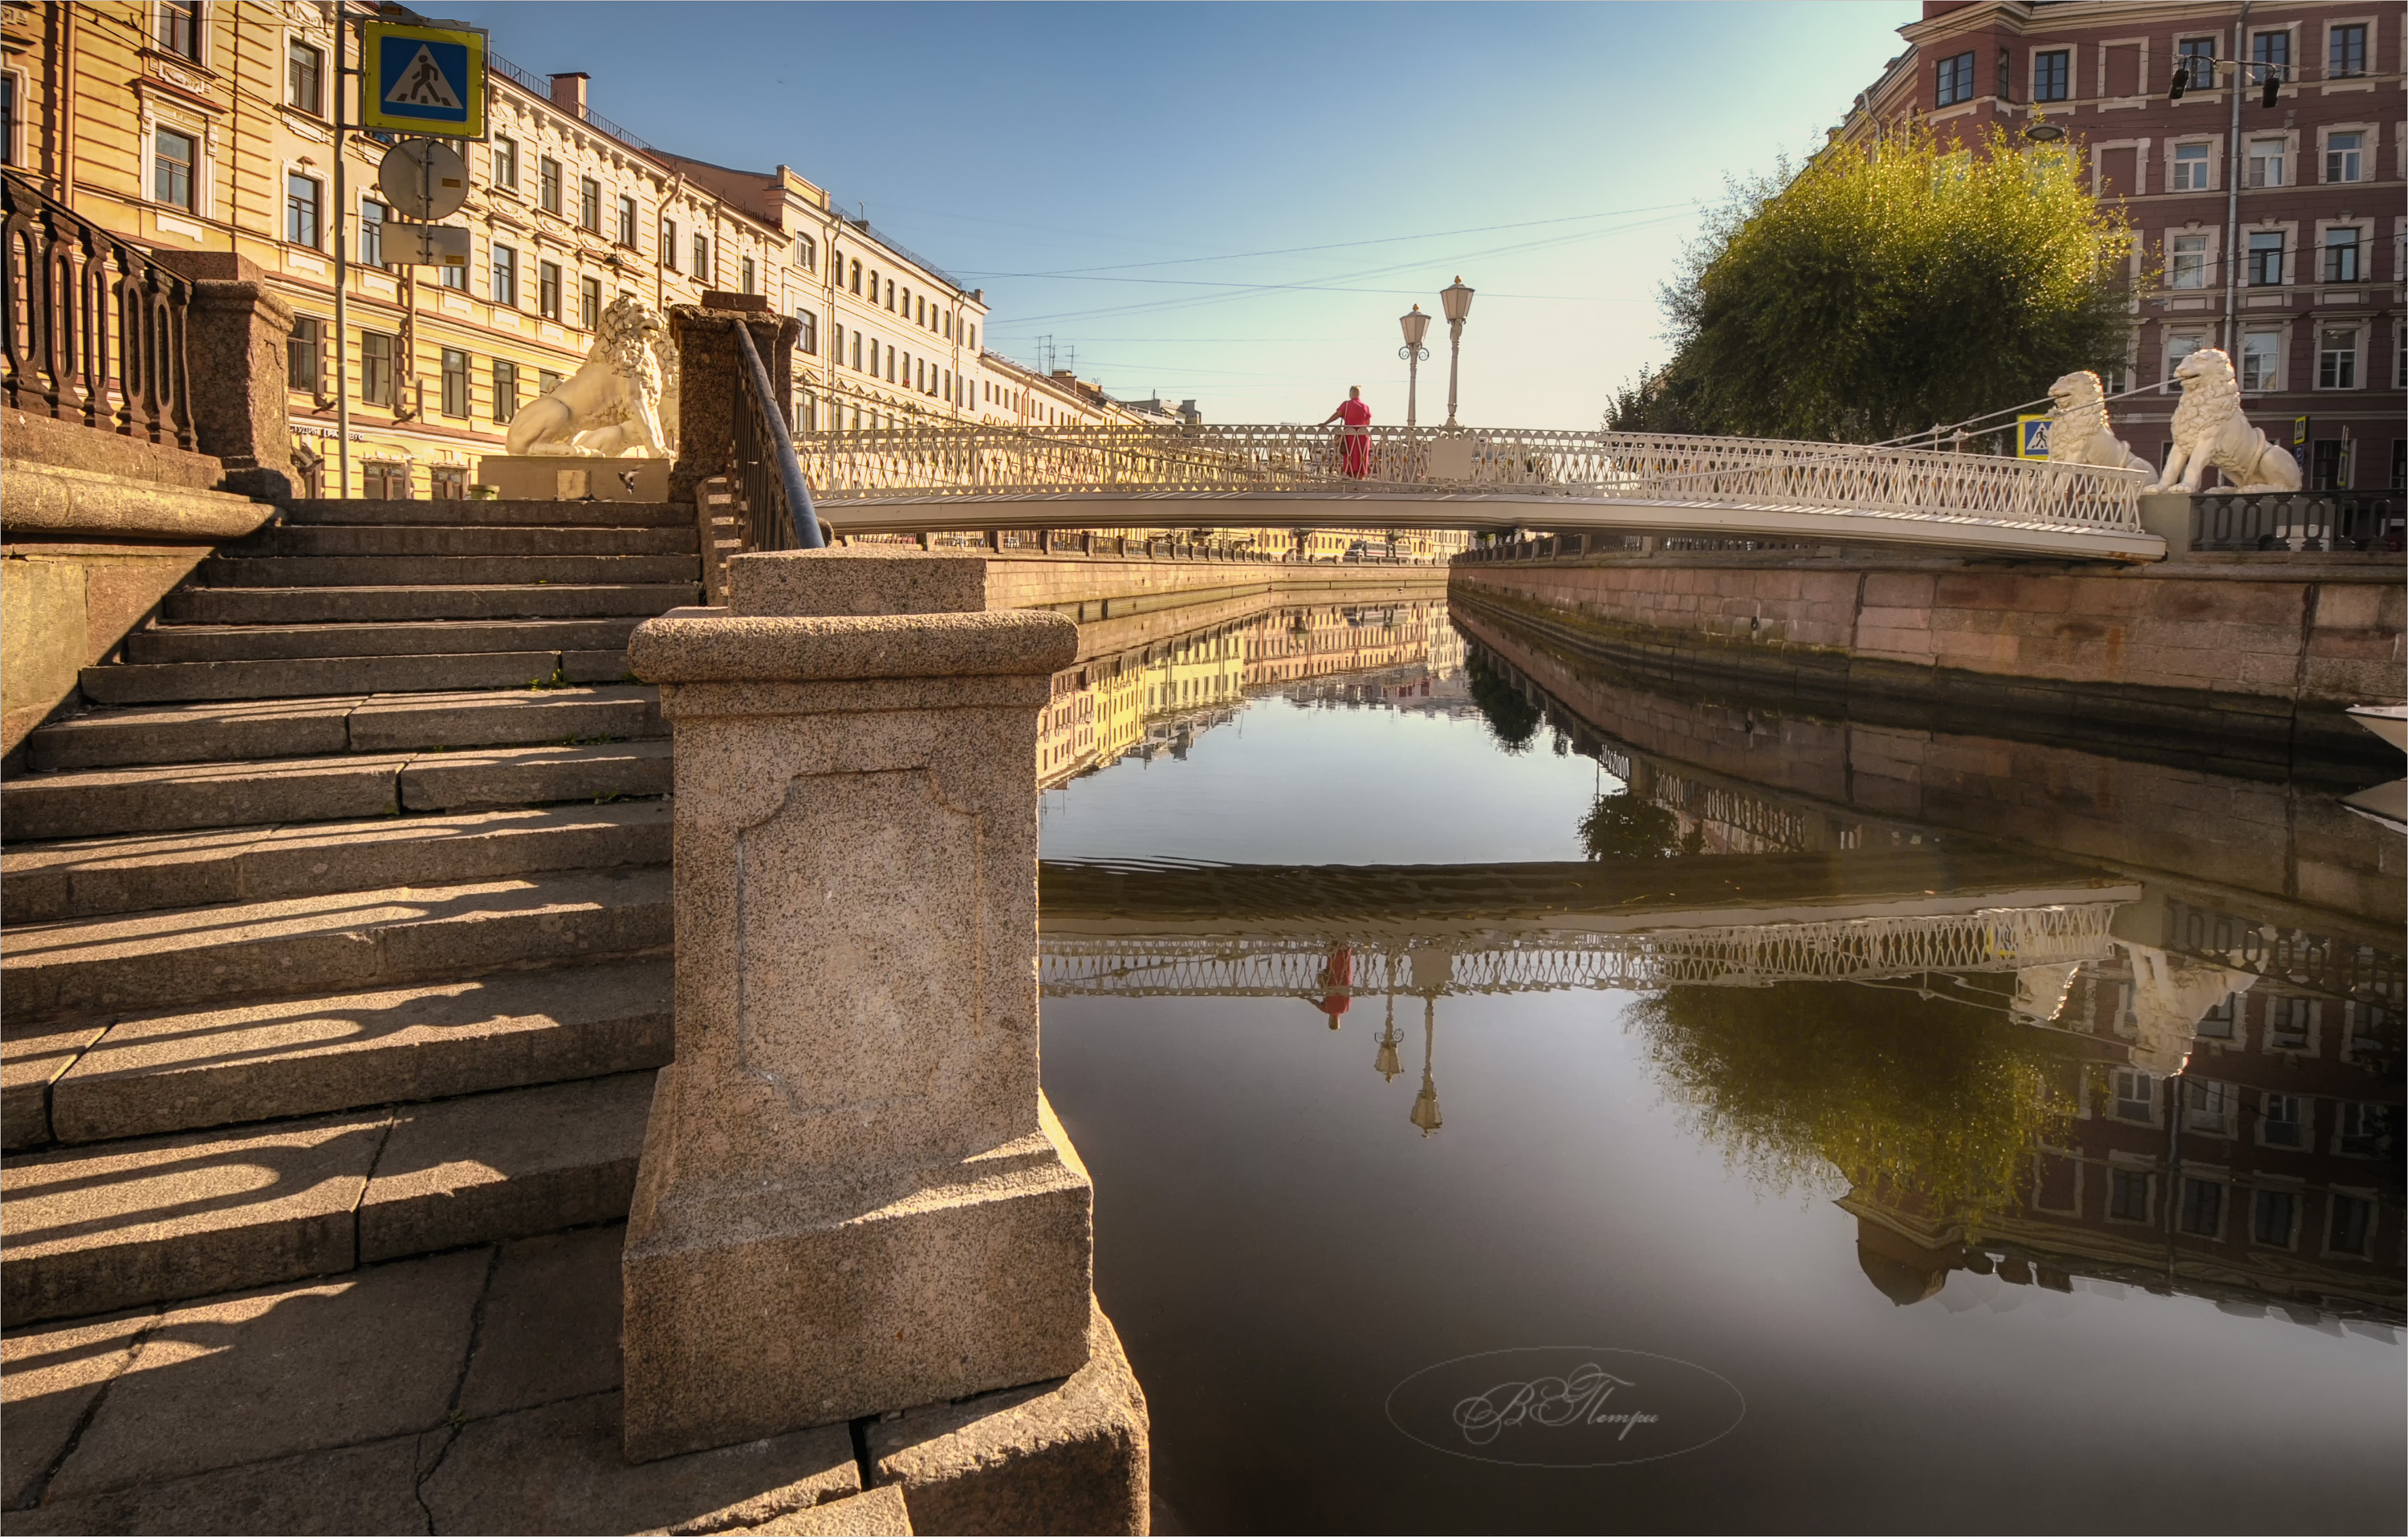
1464, 653, 1542, 754
1650, 127, 2137, 444
1577, 789, 1688, 860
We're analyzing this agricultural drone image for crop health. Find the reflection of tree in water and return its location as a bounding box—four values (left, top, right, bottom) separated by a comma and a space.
1630, 982, 2074, 1227
1578, 789, 1697, 861
1465, 653, 1541, 754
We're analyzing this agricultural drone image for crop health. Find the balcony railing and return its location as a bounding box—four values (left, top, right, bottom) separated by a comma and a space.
2, 170, 194, 450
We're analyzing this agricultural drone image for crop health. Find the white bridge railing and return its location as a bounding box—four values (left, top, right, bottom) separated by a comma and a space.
794, 423, 2149, 533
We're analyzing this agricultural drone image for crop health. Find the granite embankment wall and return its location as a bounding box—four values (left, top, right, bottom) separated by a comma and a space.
1451, 552, 2404, 766
986, 555, 1443, 616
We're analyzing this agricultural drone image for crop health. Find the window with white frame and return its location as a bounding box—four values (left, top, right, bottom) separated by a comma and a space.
2319, 327, 2359, 388
285, 171, 319, 246
2246, 137, 2285, 187
2184, 1078, 2235, 1135
157, 0, 201, 61
796, 234, 816, 272
2112, 1069, 2157, 1123
1935, 49, 1976, 106
2260, 1091, 2308, 1148
797, 307, 818, 355
2325, 130, 2363, 183
492, 243, 519, 307
360, 199, 384, 266
2323, 225, 2363, 283
2336, 1102, 2387, 1158
2247, 230, 2284, 286
154, 128, 197, 210
2268, 994, 2315, 1049
2239, 331, 2280, 390
287, 39, 323, 115
2171, 142, 2213, 192
492, 135, 518, 191
2169, 232, 2210, 287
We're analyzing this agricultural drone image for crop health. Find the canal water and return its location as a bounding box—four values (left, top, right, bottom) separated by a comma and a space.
1034, 596, 2404, 1535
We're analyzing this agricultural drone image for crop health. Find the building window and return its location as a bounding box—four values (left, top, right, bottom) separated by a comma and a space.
2171, 143, 2212, 192
492, 244, 519, 307
493, 135, 518, 191
2239, 330, 2280, 390
663, 219, 679, 270
288, 314, 322, 395
616, 193, 637, 246
2394, 440, 2407, 490
360, 199, 384, 266
2325, 131, 2362, 184
578, 274, 600, 330
849, 259, 862, 295
2318, 328, 2359, 389
2328, 1193, 2374, 1255
2184, 1078, 2236, 1136
157, 0, 200, 60
2336, 1102, 2387, 1158
2032, 50, 2068, 102
2177, 36, 2216, 92
1, 74, 16, 168
2251, 29, 2290, 79
578, 176, 600, 232
539, 368, 562, 397
538, 260, 562, 321
2260, 1092, 2308, 1148
968, 323, 976, 352
440, 348, 468, 417
2245, 231, 2284, 287
2178, 1177, 2223, 1237
850, 331, 863, 370
287, 39, 323, 114
694, 234, 710, 284
431, 466, 466, 500
2111, 1070, 2156, 1123
2169, 233, 2209, 288
285, 172, 319, 246
538, 156, 562, 214
797, 307, 819, 355
740, 255, 756, 295
885, 279, 896, 310
363, 461, 409, 499
2245, 138, 2284, 188
154, 128, 197, 210
2312, 438, 2350, 486
2251, 1188, 2296, 1247
2270, 994, 2314, 1049
493, 359, 519, 422
360, 331, 395, 406
1935, 49, 1975, 106
440, 251, 466, 291
2108, 1168, 2152, 1222
2322, 226, 2362, 283
2329, 22, 2367, 78
796, 234, 816, 272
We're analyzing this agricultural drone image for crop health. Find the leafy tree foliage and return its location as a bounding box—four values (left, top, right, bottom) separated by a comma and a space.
1577, 789, 1690, 860
1640, 127, 2136, 443
1465, 653, 1543, 754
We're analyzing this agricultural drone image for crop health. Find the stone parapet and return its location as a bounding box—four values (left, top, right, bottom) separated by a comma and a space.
2, 407, 226, 492
669, 305, 797, 508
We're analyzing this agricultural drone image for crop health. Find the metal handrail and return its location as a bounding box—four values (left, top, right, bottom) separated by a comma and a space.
730, 318, 824, 551
2, 169, 194, 449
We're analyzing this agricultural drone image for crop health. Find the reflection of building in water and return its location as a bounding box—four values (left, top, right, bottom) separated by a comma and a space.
1036, 600, 1463, 789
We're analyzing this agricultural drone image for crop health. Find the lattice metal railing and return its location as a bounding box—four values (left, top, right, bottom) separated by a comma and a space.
792, 421, 2148, 533
1039, 902, 2123, 998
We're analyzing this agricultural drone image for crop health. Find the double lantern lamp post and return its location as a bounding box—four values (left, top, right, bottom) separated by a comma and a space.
1400, 279, 1476, 435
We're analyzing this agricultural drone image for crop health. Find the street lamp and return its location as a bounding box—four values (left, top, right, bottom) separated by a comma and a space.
1438, 276, 1474, 429
1397, 303, 1432, 433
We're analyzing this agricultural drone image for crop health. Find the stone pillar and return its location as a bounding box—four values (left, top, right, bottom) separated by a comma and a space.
148, 250, 295, 501
669, 295, 797, 507
621, 551, 1094, 1463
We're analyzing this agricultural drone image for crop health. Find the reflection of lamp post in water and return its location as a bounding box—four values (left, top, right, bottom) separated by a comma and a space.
1374, 978, 1402, 1081
1409, 996, 1443, 1137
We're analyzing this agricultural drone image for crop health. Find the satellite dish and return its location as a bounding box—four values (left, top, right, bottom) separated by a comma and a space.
376, 139, 470, 221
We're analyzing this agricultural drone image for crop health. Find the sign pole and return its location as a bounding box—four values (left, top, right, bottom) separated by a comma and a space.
333, 18, 352, 499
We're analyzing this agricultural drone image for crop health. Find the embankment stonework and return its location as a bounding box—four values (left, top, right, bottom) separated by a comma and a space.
1452, 554, 2403, 765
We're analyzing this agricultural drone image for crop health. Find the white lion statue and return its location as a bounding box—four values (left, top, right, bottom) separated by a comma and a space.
2149, 347, 2302, 494
505, 295, 681, 458
2044, 370, 2150, 473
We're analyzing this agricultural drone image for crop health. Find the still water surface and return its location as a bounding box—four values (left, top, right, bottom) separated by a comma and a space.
1035, 597, 2404, 1535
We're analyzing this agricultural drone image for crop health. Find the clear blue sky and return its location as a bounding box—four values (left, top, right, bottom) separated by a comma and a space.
448, 2, 1917, 426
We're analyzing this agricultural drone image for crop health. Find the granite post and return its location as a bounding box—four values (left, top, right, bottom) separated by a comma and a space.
670, 293, 796, 508
148, 250, 295, 501
620, 551, 1097, 1466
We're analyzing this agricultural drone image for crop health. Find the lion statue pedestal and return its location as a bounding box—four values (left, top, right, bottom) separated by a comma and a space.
475, 295, 681, 502
2148, 346, 2302, 494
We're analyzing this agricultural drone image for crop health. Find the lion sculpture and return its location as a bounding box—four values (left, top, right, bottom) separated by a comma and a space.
2149, 347, 2301, 494
2044, 370, 2149, 473
504, 295, 680, 458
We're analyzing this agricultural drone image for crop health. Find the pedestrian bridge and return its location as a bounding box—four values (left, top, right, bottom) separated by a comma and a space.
797, 423, 2166, 562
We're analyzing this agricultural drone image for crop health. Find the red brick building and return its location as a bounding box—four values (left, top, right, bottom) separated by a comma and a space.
1841, 2, 2403, 491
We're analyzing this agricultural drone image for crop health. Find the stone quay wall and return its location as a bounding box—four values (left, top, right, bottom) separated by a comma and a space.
1450, 551, 2404, 768
984, 553, 1443, 616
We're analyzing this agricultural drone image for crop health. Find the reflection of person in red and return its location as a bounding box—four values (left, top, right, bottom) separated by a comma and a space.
1319, 386, 1373, 478
1314, 945, 1354, 1028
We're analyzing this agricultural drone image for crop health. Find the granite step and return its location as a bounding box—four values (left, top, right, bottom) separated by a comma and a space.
0, 868, 672, 1023
3, 738, 670, 843
165, 583, 701, 625
77, 649, 604, 705
282, 496, 692, 527
20, 685, 661, 773
195, 554, 699, 588
2, 800, 672, 924
125, 617, 647, 664
226, 524, 698, 559
0, 1070, 656, 1324
39, 959, 673, 1145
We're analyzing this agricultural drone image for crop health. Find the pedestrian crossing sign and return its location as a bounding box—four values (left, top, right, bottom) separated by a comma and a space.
360, 22, 486, 139
2016, 414, 2052, 458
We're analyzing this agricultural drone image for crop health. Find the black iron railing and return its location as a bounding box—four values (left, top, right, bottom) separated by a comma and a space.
2189, 493, 2404, 553
730, 319, 825, 551
2, 169, 194, 449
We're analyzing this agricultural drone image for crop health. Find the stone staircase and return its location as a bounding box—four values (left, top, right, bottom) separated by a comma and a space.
0, 497, 702, 1327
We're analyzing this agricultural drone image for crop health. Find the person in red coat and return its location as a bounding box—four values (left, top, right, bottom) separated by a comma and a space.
1320, 386, 1373, 478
